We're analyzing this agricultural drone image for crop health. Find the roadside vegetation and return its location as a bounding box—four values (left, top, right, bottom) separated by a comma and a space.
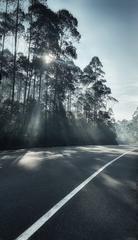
116, 107, 138, 144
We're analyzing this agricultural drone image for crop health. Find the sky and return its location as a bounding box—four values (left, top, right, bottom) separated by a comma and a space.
48, 0, 138, 120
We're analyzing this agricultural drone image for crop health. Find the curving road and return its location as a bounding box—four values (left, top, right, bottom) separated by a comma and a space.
0, 145, 137, 240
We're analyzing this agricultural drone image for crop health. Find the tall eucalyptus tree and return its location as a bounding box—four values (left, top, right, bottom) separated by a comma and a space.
82, 57, 116, 123
0, 0, 15, 84
11, 0, 25, 106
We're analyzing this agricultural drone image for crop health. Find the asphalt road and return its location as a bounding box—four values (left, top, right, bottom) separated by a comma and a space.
0, 145, 137, 240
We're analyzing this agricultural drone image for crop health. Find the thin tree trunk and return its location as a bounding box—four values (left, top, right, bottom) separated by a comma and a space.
45, 73, 48, 120
33, 73, 36, 99
23, 1, 33, 111
27, 70, 32, 100
68, 90, 71, 112
67, 92, 71, 112
0, 0, 8, 88
38, 73, 42, 103
17, 77, 22, 102
53, 64, 59, 114
11, 0, 20, 105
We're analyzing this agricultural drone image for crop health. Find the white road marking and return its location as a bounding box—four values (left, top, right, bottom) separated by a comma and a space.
15, 149, 136, 240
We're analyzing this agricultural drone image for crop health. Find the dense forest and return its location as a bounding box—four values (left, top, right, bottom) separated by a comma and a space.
0, 0, 118, 149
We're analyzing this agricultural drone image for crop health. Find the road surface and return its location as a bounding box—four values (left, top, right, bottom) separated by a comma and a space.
0, 145, 137, 240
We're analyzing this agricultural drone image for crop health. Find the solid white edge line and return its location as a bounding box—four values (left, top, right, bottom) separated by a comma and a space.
14, 148, 136, 240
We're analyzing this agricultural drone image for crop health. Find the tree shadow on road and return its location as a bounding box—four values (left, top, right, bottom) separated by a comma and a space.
0, 146, 137, 240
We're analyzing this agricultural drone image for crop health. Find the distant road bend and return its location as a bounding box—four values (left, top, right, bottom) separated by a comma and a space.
0, 145, 137, 240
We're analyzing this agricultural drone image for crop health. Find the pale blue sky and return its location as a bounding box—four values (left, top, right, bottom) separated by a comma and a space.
48, 0, 138, 120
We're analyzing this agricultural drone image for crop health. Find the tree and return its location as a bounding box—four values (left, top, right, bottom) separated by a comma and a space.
0, 0, 15, 85
11, 0, 25, 105
0, 1, 118, 149
82, 56, 117, 123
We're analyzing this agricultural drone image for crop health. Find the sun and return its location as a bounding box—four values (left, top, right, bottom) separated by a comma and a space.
44, 53, 56, 64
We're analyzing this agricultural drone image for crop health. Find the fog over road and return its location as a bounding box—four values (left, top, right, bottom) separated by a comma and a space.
0, 145, 137, 240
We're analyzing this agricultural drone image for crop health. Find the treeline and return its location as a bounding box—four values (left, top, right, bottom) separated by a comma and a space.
0, 0, 117, 149
116, 107, 138, 144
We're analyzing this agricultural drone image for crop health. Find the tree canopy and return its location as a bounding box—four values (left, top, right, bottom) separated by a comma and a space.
0, 0, 118, 149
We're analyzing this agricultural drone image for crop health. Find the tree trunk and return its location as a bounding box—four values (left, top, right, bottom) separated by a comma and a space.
33, 73, 36, 99
0, 0, 8, 87
23, 1, 33, 111
27, 69, 33, 100
11, 0, 20, 106
38, 73, 42, 103
17, 77, 22, 102
45, 73, 48, 120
